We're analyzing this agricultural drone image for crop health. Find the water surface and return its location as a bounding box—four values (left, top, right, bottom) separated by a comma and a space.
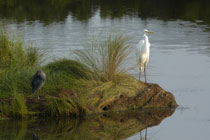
1, 0, 210, 139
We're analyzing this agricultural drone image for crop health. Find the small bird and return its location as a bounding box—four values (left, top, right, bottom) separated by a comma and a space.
136, 29, 153, 83
31, 69, 46, 99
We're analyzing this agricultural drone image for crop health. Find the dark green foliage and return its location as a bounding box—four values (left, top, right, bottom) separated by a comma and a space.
44, 96, 85, 117
44, 59, 90, 79
0, 0, 210, 24
42, 59, 89, 95
0, 93, 28, 118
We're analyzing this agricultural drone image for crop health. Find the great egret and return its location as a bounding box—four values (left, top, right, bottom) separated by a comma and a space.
136, 29, 153, 83
31, 70, 46, 99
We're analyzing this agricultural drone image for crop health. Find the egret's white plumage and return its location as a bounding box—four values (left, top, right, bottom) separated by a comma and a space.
136, 29, 153, 82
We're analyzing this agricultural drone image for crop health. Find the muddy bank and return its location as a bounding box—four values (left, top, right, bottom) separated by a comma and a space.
84, 82, 177, 114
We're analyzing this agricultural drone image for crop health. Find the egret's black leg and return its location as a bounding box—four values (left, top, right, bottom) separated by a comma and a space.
145, 128, 147, 140
144, 67, 147, 83
140, 131, 142, 139
139, 72, 141, 81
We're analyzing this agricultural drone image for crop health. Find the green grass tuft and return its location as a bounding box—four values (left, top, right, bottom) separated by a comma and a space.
74, 35, 132, 82
0, 28, 42, 98
0, 29, 41, 69
11, 93, 28, 117
44, 59, 90, 79
45, 96, 81, 117
42, 59, 88, 94
0, 67, 38, 98
0, 93, 28, 118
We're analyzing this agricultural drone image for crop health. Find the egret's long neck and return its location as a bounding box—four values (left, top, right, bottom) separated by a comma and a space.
143, 34, 150, 46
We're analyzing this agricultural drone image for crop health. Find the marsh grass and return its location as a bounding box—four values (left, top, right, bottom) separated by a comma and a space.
11, 93, 28, 117
0, 67, 37, 98
74, 35, 132, 82
0, 28, 41, 117
0, 93, 28, 118
45, 96, 84, 117
0, 59, 88, 117
0, 28, 43, 98
0, 30, 139, 118
0, 29, 41, 69
42, 59, 89, 94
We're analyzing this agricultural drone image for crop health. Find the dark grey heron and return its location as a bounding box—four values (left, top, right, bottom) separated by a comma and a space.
31, 69, 46, 99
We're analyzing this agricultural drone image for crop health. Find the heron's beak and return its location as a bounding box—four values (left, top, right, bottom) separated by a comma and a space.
146, 31, 154, 34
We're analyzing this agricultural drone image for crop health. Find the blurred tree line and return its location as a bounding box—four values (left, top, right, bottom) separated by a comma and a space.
0, 0, 209, 24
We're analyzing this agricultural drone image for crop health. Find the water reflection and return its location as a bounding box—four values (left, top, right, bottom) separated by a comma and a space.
0, 109, 175, 140
32, 133, 40, 140
140, 128, 147, 140
0, 0, 210, 24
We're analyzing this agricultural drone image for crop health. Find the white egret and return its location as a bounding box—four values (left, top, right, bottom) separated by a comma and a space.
136, 29, 153, 83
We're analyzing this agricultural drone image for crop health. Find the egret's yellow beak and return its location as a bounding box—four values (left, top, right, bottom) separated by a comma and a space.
146, 31, 154, 34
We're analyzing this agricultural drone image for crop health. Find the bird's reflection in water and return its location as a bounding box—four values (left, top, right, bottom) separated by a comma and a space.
140, 128, 148, 140
32, 133, 40, 140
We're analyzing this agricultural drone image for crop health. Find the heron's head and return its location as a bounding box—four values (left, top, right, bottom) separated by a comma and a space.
36, 69, 43, 75
144, 29, 153, 34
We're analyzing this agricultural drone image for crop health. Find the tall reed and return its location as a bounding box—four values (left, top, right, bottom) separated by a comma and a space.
74, 35, 132, 82
0, 28, 42, 98
0, 29, 41, 69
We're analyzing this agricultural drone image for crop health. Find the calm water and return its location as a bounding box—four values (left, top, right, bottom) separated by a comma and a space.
1, 0, 210, 139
